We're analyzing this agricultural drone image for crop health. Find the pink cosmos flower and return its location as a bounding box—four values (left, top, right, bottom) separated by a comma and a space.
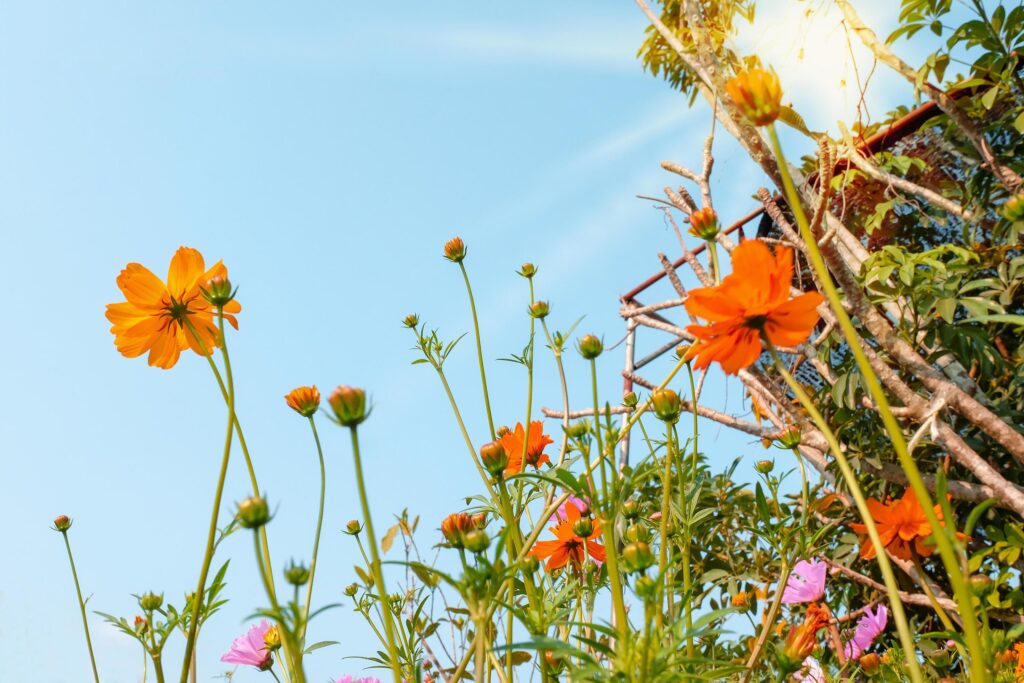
556, 495, 589, 521
335, 677, 382, 683
793, 656, 824, 683
781, 559, 826, 604
221, 620, 273, 671
844, 604, 888, 659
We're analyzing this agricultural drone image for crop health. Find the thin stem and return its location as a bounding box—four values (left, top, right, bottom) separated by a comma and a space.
299, 416, 327, 646
253, 534, 305, 683
768, 123, 984, 680
61, 531, 101, 683
741, 562, 791, 682
349, 426, 404, 683
656, 421, 674, 632
767, 345, 924, 683
708, 240, 721, 284
458, 261, 495, 439
589, 358, 630, 645
179, 316, 235, 683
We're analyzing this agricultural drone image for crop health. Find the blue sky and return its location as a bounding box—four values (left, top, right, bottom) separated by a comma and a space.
0, 2, 937, 681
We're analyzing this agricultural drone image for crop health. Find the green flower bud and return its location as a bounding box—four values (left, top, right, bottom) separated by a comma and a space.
651, 388, 682, 423
403, 313, 420, 328
284, 561, 310, 587
625, 523, 650, 544
755, 460, 775, 474
328, 386, 369, 427
621, 542, 655, 573
463, 528, 490, 554
634, 575, 658, 601
528, 300, 550, 319
687, 207, 720, 240
572, 516, 594, 538
576, 334, 603, 360
345, 519, 363, 535
775, 426, 802, 450
519, 263, 537, 278
53, 515, 72, 532
479, 441, 509, 477
201, 275, 235, 307
344, 583, 359, 597
622, 499, 641, 520
565, 421, 589, 439
969, 574, 994, 597
1003, 194, 1024, 222
236, 496, 271, 529
622, 391, 639, 407
139, 592, 163, 612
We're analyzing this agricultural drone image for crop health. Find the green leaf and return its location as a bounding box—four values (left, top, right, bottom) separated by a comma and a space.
304, 640, 339, 654
960, 314, 1024, 327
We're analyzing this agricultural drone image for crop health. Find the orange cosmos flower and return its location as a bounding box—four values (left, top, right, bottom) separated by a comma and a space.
781, 602, 829, 664
849, 487, 958, 561
285, 386, 321, 417
528, 504, 605, 571
683, 240, 823, 374
105, 247, 240, 369
499, 421, 554, 476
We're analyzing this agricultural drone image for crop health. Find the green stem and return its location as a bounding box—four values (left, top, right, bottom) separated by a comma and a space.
61, 531, 101, 683
656, 422, 674, 632
741, 562, 791, 682
349, 427, 404, 683
253, 534, 305, 683
179, 315, 235, 683
459, 261, 495, 440
299, 416, 327, 646
589, 359, 629, 645
708, 240, 722, 284
767, 123, 983, 680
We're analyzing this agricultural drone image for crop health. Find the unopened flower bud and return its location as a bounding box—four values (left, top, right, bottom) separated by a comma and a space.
528, 300, 550, 319
577, 334, 603, 360
237, 496, 271, 529
622, 499, 641, 519
1003, 194, 1024, 221
688, 207, 720, 240
625, 523, 650, 544
566, 421, 588, 439
543, 651, 564, 675
344, 583, 359, 597
622, 542, 655, 573
622, 391, 638, 407
572, 517, 594, 538
519, 262, 537, 278
675, 344, 692, 360
479, 441, 509, 476
496, 425, 511, 438
284, 561, 310, 586
471, 512, 487, 529
776, 426, 802, 450
284, 385, 320, 417
423, 659, 433, 670
403, 313, 420, 328
859, 653, 881, 674
443, 236, 467, 263
328, 386, 369, 427
522, 555, 541, 574
345, 519, 362, 535
635, 575, 658, 601
263, 625, 282, 651
463, 528, 490, 554
53, 515, 72, 532
202, 275, 235, 307
725, 67, 783, 126
651, 388, 681, 423
755, 460, 775, 474
969, 574, 994, 597
441, 513, 469, 548
134, 615, 148, 634
139, 592, 163, 611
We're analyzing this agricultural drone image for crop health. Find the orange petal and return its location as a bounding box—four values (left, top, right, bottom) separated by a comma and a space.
117, 263, 167, 308
167, 247, 206, 298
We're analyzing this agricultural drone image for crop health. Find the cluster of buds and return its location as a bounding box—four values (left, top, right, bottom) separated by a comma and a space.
688, 207, 720, 241
725, 67, 783, 127
236, 495, 271, 529
284, 385, 320, 417
576, 334, 603, 360
284, 560, 310, 586
441, 512, 489, 552
479, 440, 509, 477
651, 388, 682, 424
201, 275, 237, 308
328, 386, 369, 427
443, 236, 467, 263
